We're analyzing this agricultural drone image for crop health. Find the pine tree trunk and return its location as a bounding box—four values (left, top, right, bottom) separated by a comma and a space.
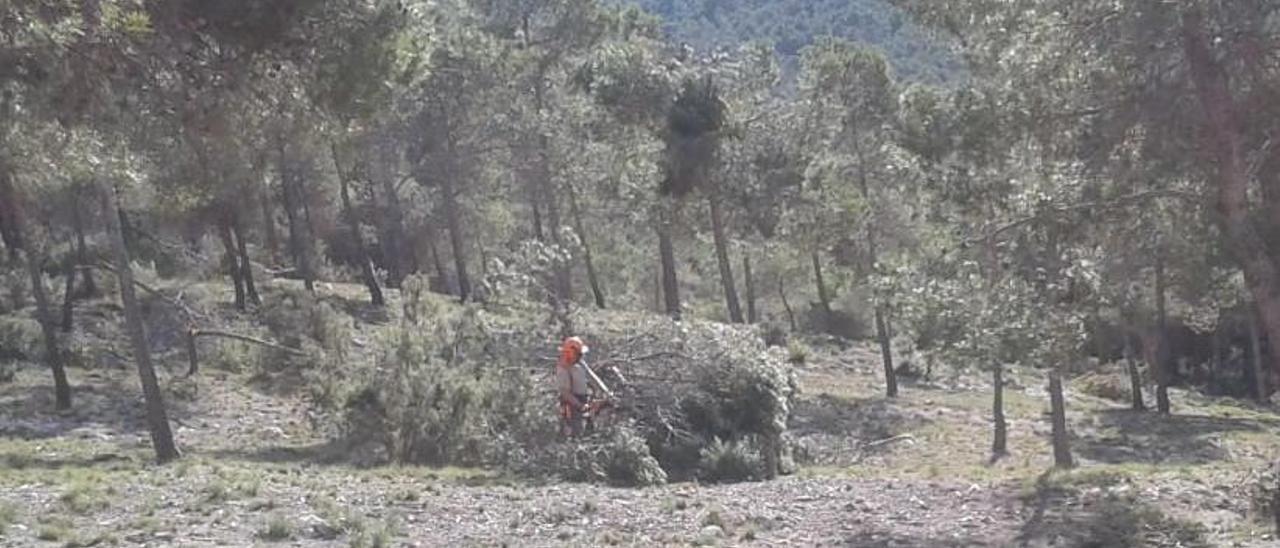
427, 227, 451, 295
1183, 9, 1280, 391
219, 219, 246, 311
812, 251, 832, 323
278, 141, 314, 293
658, 210, 681, 320
23, 243, 71, 410
708, 194, 742, 323
380, 176, 407, 287
0, 170, 23, 261
1048, 367, 1074, 468
540, 157, 572, 304
260, 180, 280, 264
100, 182, 179, 463
991, 362, 1008, 460
441, 177, 471, 302
1155, 250, 1171, 414
60, 257, 76, 332
231, 216, 260, 306
567, 181, 605, 309
71, 191, 95, 296
1124, 337, 1146, 411
1250, 306, 1269, 402
876, 305, 898, 397
780, 278, 796, 332
743, 252, 757, 324
331, 143, 385, 306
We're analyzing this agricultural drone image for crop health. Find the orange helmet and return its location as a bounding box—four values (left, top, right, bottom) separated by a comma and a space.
558, 336, 588, 369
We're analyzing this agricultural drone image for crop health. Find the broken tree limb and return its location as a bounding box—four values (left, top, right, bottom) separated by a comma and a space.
862, 434, 915, 450
185, 329, 308, 376
82, 263, 206, 321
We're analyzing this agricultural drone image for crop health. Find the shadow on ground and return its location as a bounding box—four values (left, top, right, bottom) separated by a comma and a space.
1076, 408, 1280, 465
205, 441, 353, 466
1016, 471, 1211, 548
841, 530, 1000, 547
790, 394, 930, 466
0, 379, 196, 440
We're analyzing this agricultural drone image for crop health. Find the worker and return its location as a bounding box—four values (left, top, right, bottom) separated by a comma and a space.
556, 336, 595, 437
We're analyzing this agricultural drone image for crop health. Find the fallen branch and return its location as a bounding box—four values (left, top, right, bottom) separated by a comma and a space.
186, 329, 307, 376
861, 434, 916, 450
84, 262, 206, 321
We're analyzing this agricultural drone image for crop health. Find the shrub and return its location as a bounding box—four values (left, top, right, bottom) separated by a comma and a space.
0, 502, 16, 534
786, 340, 808, 364
261, 288, 350, 360
1248, 462, 1280, 529
341, 298, 540, 467
257, 514, 294, 542
0, 316, 41, 361
1076, 371, 1131, 403
600, 426, 668, 487
699, 438, 764, 483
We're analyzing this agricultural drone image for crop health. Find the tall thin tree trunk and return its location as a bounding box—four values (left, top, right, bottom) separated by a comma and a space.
278, 141, 314, 293
780, 278, 796, 332
100, 181, 179, 463
60, 257, 76, 332
0, 171, 23, 262
231, 215, 260, 306
1048, 366, 1074, 468
654, 265, 662, 313
708, 194, 743, 323
658, 210, 681, 320
567, 181, 605, 309
743, 252, 757, 324
71, 191, 95, 296
23, 243, 71, 411
219, 219, 246, 311
427, 226, 451, 295
331, 143, 385, 306
1183, 8, 1280, 389
441, 177, 471, 302
1155, 249, 1171, 414
1124, 336, 1146, 411
1250, 306, 1269, 402
811, 251, 832, 323
260, 180, 280, 264
875, 306, 898, 397
859, 151, 895, 394
991, 363, 1007, 460
380, 176, 407, 287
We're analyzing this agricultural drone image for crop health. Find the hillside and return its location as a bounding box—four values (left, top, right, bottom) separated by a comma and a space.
622, 0, 961, 82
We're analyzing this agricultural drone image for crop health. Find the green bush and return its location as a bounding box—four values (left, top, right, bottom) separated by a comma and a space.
341, 298, 540, 467
600, 426, 668, 487
1076, 372, 1131, 403
261, 288, 349, 360
0, 316, 41, 361
1249, 462, 1280, 527
786, 340, 808, 364
698, 438, 764, 483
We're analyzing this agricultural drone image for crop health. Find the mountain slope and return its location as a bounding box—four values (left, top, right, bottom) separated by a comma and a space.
623, 0, 960, 83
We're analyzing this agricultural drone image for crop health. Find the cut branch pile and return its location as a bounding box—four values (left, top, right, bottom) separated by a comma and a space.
550, 311, 798, 484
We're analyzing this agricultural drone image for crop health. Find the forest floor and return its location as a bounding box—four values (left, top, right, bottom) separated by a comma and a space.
2, 283, 1279, 547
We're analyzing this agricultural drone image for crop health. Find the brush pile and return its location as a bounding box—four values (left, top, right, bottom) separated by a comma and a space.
536, 311, 798, 485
